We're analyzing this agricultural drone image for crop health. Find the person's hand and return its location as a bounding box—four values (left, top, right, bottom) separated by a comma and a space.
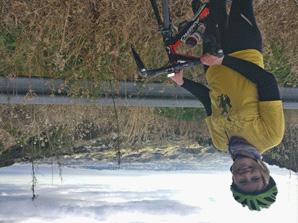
169, 69, 184, 86
200, 53, 224, 66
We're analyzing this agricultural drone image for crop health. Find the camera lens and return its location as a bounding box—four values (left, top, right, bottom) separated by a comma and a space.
185, 33, 202, 47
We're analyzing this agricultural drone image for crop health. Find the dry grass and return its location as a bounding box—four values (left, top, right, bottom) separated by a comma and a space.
2, 0, 296, 85
0, 0, 192, 82
255, 0, 298, 85
0, 105, 206, 152
263, 122, 298, 172
258, 107, 298, 171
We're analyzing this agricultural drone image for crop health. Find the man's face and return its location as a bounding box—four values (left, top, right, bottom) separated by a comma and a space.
231, 157, 265, 193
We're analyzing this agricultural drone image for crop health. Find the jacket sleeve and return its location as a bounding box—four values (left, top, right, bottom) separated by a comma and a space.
181, 78, 212, 116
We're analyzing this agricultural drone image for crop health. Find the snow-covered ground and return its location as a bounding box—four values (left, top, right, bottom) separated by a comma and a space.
0, 162, 297, 223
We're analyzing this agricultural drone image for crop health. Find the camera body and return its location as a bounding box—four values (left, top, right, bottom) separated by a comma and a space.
178, 21, 206, 48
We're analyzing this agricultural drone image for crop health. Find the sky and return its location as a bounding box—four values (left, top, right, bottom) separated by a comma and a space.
0, 163, 297, 223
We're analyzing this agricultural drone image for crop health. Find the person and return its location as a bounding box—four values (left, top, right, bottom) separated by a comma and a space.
170, 0, 285, 211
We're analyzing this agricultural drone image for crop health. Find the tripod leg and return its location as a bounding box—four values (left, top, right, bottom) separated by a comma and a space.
162, 0, 171, 30
150, 0, 163, 27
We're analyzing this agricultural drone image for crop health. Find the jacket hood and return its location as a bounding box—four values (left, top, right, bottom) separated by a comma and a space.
228, 136, 261, 161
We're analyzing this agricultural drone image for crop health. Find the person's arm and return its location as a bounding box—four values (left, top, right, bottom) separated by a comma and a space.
181, 78, 212, 116
221, 55, 280, 101
170, 71, 212, 116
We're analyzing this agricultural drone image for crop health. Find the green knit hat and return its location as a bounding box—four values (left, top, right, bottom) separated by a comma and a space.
230, 177, 278, 211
